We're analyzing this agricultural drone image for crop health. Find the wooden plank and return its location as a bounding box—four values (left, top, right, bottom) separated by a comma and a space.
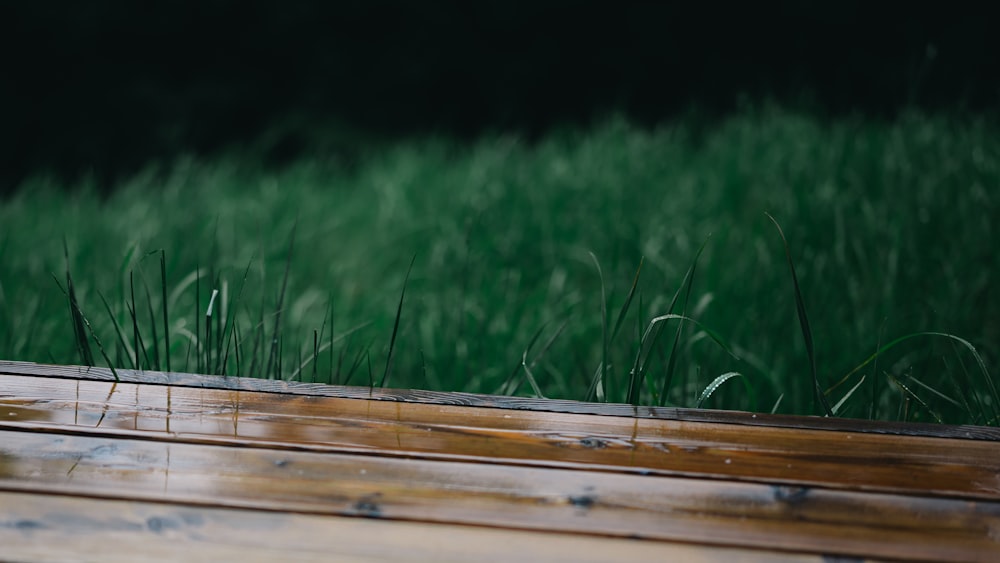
0, 491, 817, 563
3, 374, 999, 500
1, 430, 997, 561
3, 359, 997, 440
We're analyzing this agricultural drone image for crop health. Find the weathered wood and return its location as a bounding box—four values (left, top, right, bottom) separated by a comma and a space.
1, 430, 998, 561
3, 359, 997, 440
0, 491, 816, 563
2, 374, 998, 500
3, 362, 999, 561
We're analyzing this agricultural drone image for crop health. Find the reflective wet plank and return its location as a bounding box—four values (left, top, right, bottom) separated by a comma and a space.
0, 492, 821, 563
2, 374, 998, 500
2, 361, 999, 561
4, 359, 997, 440
1, 429, 998, 561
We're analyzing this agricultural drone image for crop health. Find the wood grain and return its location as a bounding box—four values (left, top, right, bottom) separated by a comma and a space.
0, 491, 819, 563
1, 430, 998, 561
3, 359, 997, 440
2, 374, 999, 500
3, 362, 999, 561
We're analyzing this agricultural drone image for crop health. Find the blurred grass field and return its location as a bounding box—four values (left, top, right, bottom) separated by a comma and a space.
1, 107, 996, 424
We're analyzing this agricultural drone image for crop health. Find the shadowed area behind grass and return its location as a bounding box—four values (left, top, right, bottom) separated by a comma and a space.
1, 108, 996, 424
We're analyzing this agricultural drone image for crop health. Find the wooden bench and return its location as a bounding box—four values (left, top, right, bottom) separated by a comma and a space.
1, 360, 998, 561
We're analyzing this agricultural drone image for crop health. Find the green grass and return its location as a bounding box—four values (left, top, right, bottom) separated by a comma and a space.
1, 107, 997, 425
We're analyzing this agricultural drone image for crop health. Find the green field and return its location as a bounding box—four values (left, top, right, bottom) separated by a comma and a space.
1, 108, 996, 425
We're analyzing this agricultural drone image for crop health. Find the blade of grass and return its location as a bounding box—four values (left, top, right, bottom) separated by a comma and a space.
623, 240, 710, 407
833, 331, 994, 418
195, 264, 201, 374
220, 257, 254, 375
766, 212, 833, 417
336, 335, 350, 385
499, 362, 524, 396
635, 291, 646, 403
610, 257, 643, 343
586, 251, 608, 402
696, 372, 749, 409
139, 270, 160, 371
583, 363, 604, 402
946, 349, 989, 424
940, 355, 977, 421
248, 286, 265, 378
184, 335, 192, 373
234, 318, 243, 377
343, 340, 371, 386
505, 321, 548, 396
831, 375, 866, 416
97, 291, 136, 369
641, 313, 740, 361
517, 320, 564, 399
311, 329, 318, 383
117, 242, 139, 292
54, 272, 90, 367
905, 374, 965, 411
366, 349, 373, 388
296, 338, 304, 382
130, 272, 140, 370
622, 239, 711, 406
124, 296, 152, 371
826, 320, 887, 416
160, 250, 171, 372
286, 321, 372, 381
276, 334, 284, 380
380, 254, 416, 389
770, 393, 784, 414
266, 222, 297, 379
214, 276, 224, 372
52, 273, 119, 382
886, 372, 944, 424
313, 297, 331, 383
205, 288, 219, 375
520, 359, 546, 398
77, 307, 120, 382
61, 240, 94, 367
657, 238, 709, 406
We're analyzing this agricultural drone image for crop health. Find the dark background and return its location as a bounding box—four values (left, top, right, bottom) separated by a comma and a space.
2, 0, 997, 194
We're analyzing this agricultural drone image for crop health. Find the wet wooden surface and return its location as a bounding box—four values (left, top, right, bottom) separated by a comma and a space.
2, 361, 999, 561
5, 359, 997, 440
0, 492, 818, 563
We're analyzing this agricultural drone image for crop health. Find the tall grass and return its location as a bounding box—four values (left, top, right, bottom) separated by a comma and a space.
0, 108, 996, 424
